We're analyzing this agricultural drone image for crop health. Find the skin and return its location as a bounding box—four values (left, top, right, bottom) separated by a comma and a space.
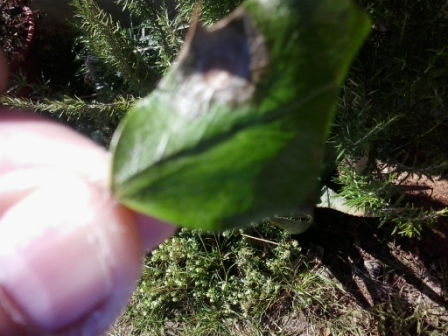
0, 52, 176, 335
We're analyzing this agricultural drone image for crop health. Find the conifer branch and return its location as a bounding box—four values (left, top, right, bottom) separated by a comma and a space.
71, 0, 157, 96
0, 95, 135, 123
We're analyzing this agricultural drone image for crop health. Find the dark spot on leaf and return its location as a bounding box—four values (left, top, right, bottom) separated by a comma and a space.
170, 8, 269, 118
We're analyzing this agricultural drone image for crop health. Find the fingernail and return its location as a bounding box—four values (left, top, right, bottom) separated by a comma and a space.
0, 179, 113, 332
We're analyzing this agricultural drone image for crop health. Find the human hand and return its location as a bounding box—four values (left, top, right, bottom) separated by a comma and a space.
0, 53, 176, 335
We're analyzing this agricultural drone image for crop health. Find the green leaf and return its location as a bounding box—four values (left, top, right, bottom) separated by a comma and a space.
111, 0, 371, 231
269, 214, 314, 234
317, 185, 376, 217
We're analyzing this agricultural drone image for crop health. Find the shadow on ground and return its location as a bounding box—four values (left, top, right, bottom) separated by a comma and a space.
294, 198, 448, 333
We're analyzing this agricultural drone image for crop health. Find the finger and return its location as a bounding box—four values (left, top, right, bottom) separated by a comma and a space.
0, 110, 109, 188
0, 176, 166, 335
0, 112, 176, 334
0, 167, 177, 252
0, 168, 79, 215
0, 110, 178, 251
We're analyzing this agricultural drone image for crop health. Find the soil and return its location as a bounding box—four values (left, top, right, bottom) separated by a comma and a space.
293, 175, 448, 334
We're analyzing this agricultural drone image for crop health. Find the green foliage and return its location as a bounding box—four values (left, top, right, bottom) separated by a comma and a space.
71, 0, 158, 96
0, 94, 133, 130
115, 0, 192, 74
329, 0, 448, 236
114, 0, 243, 76
119, 219, 448, 335
189, 0, 243, 25
383, 204, 448, 238
336, 0, 448, 173
336, 166, 392, 215
334, 161, 448, 237
121, 224, 365, 335
137, 225, 299, 318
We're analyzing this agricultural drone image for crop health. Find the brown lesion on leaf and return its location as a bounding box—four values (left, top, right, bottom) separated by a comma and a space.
184, 7, 268, 84
170, 7, 269, 118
